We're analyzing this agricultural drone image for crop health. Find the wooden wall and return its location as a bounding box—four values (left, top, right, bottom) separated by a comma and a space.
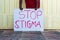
0, 0, 60, 29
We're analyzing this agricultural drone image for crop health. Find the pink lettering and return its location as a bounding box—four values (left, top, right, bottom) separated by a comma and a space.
32, 21, 36, 27
27, 20, 32, 28
15, 9, 42, 29
18, 10, 42, 19
20, 20, 25, 28
36, 21, 41, 27
24, 10, 30, 18
19, 11, 25, 19
15, 20, 41, 29
37, 10, 42, 18
30, 11, 36, 20
15, 20, 20, 28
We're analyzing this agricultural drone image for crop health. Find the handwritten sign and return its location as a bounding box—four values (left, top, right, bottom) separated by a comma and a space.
14, 9, 44, 31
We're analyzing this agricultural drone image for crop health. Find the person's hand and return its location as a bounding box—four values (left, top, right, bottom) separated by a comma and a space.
19, 0, 23, 10
35, 8, 37, 10
35, 0, 38, 10
20, 8, 23, 10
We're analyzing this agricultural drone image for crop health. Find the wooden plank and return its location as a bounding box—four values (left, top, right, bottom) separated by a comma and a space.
9, 0, 15, 15
52, 0, 60, 29
4, 0, 10, 15
0, 0, 4, 15
0, 15, 3, 29
42, 0, 48, 29
47, 0, 53, 29
16, 0, 19, 8
40, 0, 43, 8
2, 15, 8, 29
7, 15, 14, 29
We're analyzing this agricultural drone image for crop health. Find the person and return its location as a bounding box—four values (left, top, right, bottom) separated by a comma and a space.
19, 0, 40, 10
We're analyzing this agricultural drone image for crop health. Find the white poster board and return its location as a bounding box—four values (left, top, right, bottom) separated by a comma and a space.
14, 9, 44, 31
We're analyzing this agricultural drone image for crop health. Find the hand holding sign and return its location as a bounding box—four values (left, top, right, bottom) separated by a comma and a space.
14, 9, 44, 31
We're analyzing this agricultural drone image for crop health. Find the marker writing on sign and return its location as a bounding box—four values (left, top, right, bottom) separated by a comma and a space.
15, 20, 41, 28
15, 9, 42, 29
19, 10, 42, 20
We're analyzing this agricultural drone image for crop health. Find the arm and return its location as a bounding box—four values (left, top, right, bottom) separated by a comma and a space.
35, 0, 38, 10
19, 0, 23, 10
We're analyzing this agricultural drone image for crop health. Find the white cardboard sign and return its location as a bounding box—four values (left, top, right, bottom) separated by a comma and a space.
14, 9, 44, 31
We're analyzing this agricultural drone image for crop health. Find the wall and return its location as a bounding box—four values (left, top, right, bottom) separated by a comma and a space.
0, 0, 60, 29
